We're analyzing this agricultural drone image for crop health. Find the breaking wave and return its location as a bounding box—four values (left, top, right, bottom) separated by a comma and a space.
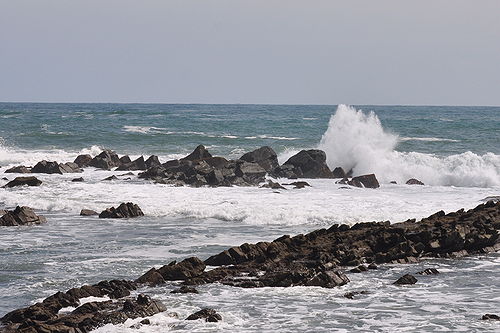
318, 104, 500, 187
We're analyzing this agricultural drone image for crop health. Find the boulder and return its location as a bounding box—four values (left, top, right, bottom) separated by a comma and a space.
74, 154, 93, 168
4, 165, 31, 173
186, 308, 222, 322
181, 145, 212, 161
157, 257, 206, 281
116, 156, 147, 171
235, 161, 267, 185
99, 203, 144, 218
31, 160, 81, 174
72, 177, 84, 182
406, 178, 424, 185
80, 209, 98, 216
482, 314, 500, 320
332, 167, 346, 178
145, 155, 162, 169
393, 274, 418, 285
260, 180, 286, 190
135, 268, 166, 286
0, 206, 47, 226
3, 176, 42, 188
240, 146, 279, 172
278, 149, 334, 178
348, 174, 380, 188
89, 150, 121, 169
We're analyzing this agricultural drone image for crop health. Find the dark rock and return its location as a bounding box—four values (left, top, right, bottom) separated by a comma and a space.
89, 150, 122, 169
102, 175, 119, 181
367, 263, 378, 270
206, 169, 224, 186
240, 146, 279, 172
80, 209, 98, 216
260, 180, 286, 190
186, 308, 222, 322
4, 165, 31, 173
482, 314, 500, 320
406, 178, 424, 185
235, 161, 267, 185
74, 154, 93, 168
120, 155, 132, 164
349, 265, 368, 273
157, 257, 206, 281
99, 203, 144, 218
343, 290, 369, 299
32, 160, 81, 174
332, 167, 346, 178
348, 174, 380, 188
71, 177, 84, 182
0, 206, 47, 226
181, 145, 212, 161
3, 176, 42, 188
284, 181, 311, 189
416, 268, 439, 275
278, 149, 334, 179
116, 156, 147, 171
170, 286, 199, 294
393, 274, 418, 285
135, 268, 165, 286
145, 155, 162, 169
390, 181, 397, 184
202, 156, 229, 169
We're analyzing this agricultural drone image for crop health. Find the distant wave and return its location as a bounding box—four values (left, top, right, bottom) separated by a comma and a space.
245, 135, 299, 141
400, 137, 460, 142
318, 104, 500, 187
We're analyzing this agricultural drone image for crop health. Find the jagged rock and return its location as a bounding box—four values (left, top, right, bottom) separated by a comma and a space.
89, 150, 121, 169
235, 161, 267, 185
186, 308, 222, 322
157, 257, 206, 281
349, 265, 368, 273
135, 268, 166, 286
367, 263, 378, 270
71, 177, 84, 182
181, 145, 212, 161
4, 165, 31, 173
393, 274, 418, 285
276, 149, 334, 179
416, 268, 439, 275
74, 154, 93, 168
348, 174, 380, 188
3, 176, 42, 188
332, 167, 346, 178
31, 160, 81, 174
0, 206, 46, 226
482, 314, 500, 320
116, 156, 147, 171
99, 203, 144, 218
80, 209, 98, 216
145, 155, 161, 169
240, 146, 279, 172
406, 178, 424, 185
120, 155, 132, 164
170, 286, 199, 294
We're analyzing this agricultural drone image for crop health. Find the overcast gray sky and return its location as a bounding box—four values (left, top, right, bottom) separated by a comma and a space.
1, 0, 499, 105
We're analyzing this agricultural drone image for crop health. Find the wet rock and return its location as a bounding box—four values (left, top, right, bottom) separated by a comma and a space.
368, 263, 378, 270
235, 161, 267, 185
186, 308, 222, 322
406, 178, 424, 185
482, 314, 500, 320
116, 156, 147, 171
32, 160, 82, 174
74, 154, 93, 168
99, 202, 144, 218
349, 265, 368, 273
4, 165, 31, 173
80, 209, 98, 216
71, 177, 84, 182
170, 286, 199, 294
393, 274, 418, 285
89, 150, 122, 169
260, 180, 286, 190
332, 167, 346, 178
343, 290, 369, 299
348, 174, 380, 188
390, 181, 397, 184
102, 175, 119, 181
416, 268, 439, 275
206, 169, 225, 186
284, 181, 311, 189
145, 155, 162, 169
135, 268, 166, 286
240, 146, 279, 172
276, 149, 333, 179
0, 206, 46, 226
157, 257, 206, 281
3, 176, 42, 188
181, 145, 212, 161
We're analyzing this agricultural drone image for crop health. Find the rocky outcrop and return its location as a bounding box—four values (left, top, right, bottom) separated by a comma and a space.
0, 206, 46, 226
240, 146, 279, 172
31, 160, 82, 174
332, 167, 346, 178
99, 203, 144, 218
406, 178, 424, 185
89, 150, 121, 170
73, 154, 93, 168
181, 145, 212, 161
186, 308, 222, 322
116, 156, 147, 171
3, 176, 42, 188
272, 149, 333, 179
145, 155, 161, 169
393, 274, 417, 285
4, 166, 31, 174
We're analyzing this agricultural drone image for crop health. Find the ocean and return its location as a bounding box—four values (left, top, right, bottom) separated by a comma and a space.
0, 103, 499, 332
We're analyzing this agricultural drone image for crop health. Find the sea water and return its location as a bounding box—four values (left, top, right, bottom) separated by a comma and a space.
0, 103, 499, 332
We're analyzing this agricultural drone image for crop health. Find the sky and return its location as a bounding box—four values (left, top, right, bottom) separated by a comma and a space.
1, 0, 500, 105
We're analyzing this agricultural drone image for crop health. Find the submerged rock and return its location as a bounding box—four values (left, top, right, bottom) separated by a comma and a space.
348, 174, 380, 188
186, 308, 222, 322
393, 274, 418, 285
71, 177, 84, 182
416, 268, 440, 275
0, 206, 46, 226
3, 176, 42, 188
80, 209, 98, 216
482, 314, 500, 320
406, 178, 424, 185
99, 203, 144, 218
171, 286, 199, 294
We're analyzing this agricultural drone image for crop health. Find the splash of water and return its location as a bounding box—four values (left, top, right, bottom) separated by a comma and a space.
318, 105, 500, 187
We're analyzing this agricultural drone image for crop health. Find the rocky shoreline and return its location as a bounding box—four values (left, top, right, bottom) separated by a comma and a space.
1, 201, 499, 332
